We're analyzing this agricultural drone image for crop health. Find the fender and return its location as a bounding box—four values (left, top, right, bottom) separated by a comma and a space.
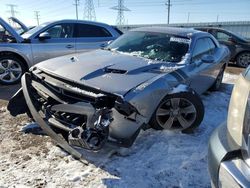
0, 46, 33, 66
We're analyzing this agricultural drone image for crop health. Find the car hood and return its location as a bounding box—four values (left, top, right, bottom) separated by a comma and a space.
0, 17, 24, 43
9, 17, 29, 34
35, 50, 181, 96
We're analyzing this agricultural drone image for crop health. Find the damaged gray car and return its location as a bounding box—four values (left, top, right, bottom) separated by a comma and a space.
8, 27, 230, 160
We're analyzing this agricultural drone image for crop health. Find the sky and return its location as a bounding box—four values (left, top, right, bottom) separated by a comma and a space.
0, 0, 250, 26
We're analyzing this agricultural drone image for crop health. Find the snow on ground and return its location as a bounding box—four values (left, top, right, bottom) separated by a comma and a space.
0, 72, 239, 188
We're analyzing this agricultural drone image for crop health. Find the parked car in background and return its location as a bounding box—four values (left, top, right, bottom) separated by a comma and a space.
196, 27, 250, 68
0, 17, 122, 85
8, 17, 29, 35
8, 27, 230, 159
208, 66, 250, 188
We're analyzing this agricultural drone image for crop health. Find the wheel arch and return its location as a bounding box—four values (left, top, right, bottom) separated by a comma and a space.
0, 51, 29, 71
126, 81, 199, 124
233, 50, 250, 62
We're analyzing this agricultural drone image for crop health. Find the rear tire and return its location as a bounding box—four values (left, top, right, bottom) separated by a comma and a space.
150, 91, 204, 133
209, 66, 225, 91
0, 55, 26, 85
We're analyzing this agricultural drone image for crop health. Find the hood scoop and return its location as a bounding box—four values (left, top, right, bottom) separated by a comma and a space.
104, 67, 127, 74
81, 66, 128, 81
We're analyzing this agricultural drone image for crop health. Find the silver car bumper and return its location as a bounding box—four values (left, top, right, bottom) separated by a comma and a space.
219, 158, 250, 188
208, 123, 250, 188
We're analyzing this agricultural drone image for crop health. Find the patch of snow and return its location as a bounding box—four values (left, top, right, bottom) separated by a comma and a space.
170, 84, 189, 94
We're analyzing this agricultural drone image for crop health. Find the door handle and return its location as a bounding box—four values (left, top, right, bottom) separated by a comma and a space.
66, 44, 74, 49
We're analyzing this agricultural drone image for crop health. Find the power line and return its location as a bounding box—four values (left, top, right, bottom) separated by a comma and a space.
34, 11, 41, 25
6, 4, 18, 17
83, 0, 96, 21
111, 0, 130, 26
73, 0, 80, 20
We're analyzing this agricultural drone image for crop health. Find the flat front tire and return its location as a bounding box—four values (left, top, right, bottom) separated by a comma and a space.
150, 91, 204, 133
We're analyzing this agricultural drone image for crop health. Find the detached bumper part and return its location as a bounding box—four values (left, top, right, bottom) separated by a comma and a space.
7, 88, 29, 117
21, 73, 89, 164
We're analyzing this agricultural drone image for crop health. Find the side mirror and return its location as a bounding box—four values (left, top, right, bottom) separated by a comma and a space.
201, 54, 215, 63
107, 40, 113, 45
100, 40, 113, 48
38, 32, 51, 40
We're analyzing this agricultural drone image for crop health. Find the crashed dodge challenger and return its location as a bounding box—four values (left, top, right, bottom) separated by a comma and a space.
8, 27, 230, 159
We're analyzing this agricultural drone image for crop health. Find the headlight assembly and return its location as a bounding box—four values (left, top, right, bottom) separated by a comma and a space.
227, 73, 250, 147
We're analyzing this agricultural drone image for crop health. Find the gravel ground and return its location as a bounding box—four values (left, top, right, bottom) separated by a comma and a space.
0, 68, 242, 188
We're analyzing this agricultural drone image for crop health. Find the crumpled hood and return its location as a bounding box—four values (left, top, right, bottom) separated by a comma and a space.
35, 50, 180, 95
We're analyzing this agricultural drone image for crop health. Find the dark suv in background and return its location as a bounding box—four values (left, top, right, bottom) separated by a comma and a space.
197, 27, 250, 68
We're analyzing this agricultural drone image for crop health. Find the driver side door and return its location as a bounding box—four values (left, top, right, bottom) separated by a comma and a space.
30, 23, 76, 64
188, 37, 218, 94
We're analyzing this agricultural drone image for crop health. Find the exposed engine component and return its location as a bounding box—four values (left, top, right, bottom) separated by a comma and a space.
68, 108, 112, 151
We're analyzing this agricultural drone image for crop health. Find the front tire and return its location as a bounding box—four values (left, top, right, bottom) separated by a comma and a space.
236, 52, 250, 68
0, 55, 26, 85
150, 91, 204, 133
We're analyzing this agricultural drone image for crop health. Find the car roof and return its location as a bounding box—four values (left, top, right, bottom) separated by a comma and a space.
44, 19, 112, 27
195, 27, 226, 31
131, 27, 203, 38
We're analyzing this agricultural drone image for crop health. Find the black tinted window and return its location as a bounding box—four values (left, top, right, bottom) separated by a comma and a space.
44, 23, 74, 38
112, 26, 123, 35
77, 24, 112, 37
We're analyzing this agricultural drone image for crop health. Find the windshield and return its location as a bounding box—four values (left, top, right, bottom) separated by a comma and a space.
107, 31, 190, 62
21, 22, 51, 38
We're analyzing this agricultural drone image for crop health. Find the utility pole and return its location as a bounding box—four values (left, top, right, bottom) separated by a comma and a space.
83, 0, 96, 21
73, 0, 80, 20
187, 12, 190, 23
34, 11, 40, 26
165, 0, 171, 24
6, 4, 18, 17
111, 0, 130, 26
216, 14, 219, 22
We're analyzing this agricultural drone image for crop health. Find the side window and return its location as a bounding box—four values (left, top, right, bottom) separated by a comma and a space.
43, 24, 74, 38
206, 38, 216, 51
77, 24, 112, 37
216, 31, 230, 42
192, 38, 211, 59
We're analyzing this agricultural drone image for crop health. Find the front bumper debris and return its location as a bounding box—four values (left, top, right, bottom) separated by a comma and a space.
8, 69, 144, 160
21, 73, 89, 164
